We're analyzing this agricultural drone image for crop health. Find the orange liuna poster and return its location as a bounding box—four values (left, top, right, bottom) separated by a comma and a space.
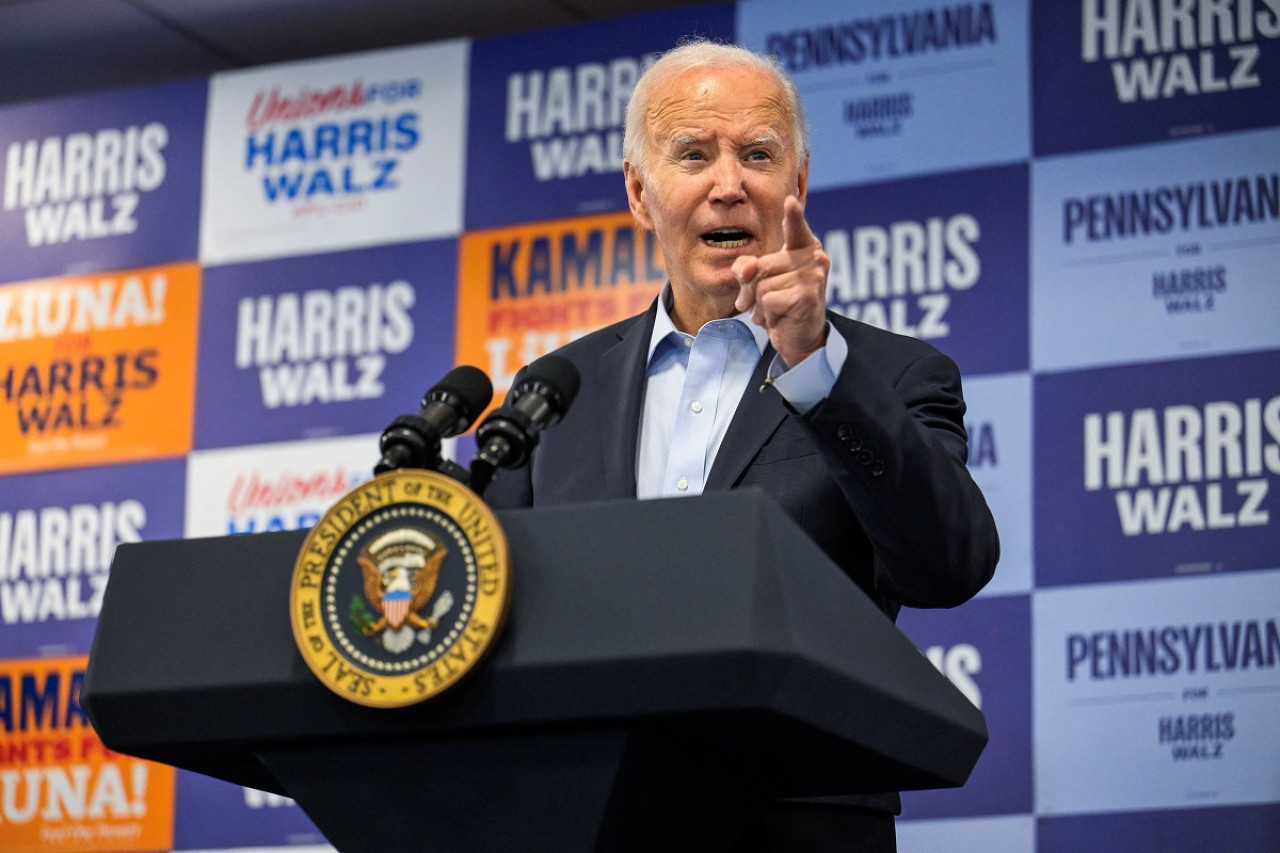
0, 262, 201, 475
0, 656, 175, 853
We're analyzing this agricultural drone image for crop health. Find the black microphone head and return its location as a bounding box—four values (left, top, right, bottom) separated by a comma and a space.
422, 365, 494, 431
471, 355, 578, 479
513, 354, 580, 414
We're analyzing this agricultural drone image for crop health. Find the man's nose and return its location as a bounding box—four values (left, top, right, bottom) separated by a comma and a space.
708, 157, 746, 203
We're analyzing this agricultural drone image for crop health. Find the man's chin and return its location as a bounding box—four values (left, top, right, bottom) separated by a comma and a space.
674, 274, 744, 306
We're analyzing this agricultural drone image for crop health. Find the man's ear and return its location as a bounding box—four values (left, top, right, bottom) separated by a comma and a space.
795, 155, 810, 207
624, 159, 654, 231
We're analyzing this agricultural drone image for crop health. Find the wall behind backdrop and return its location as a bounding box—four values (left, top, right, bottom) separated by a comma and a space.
1, 1, 1277, 851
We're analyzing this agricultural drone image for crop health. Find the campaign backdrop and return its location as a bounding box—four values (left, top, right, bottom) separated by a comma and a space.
1, 1, 1277, 851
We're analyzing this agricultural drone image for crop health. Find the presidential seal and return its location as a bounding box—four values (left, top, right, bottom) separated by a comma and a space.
289, 469, 511, 708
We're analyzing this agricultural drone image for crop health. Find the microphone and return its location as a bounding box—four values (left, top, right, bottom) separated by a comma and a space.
420, 364, 493, 438
374, 365, 494, 477
470, 355, 580, 494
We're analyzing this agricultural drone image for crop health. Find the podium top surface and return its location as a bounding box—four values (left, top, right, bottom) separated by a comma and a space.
84, 488, 985, 795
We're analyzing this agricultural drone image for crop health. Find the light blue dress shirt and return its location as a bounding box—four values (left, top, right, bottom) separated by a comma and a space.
635, 286, 849, 499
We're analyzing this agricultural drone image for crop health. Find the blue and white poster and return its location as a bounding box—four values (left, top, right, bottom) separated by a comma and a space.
1031, 127, 1280, 374
899, 815, 1034, 853
806, 164, 1028, 377
194, 240, 457, 449
962, 372, 1032, 595
0, 81, 205, 284
172, 772, 327, 851
1035, 350, 1280, 587
464, 4, 735, 230
1039, 805, 1280, 852
898, 594, 1033, 818
1033, 0, 1280, 156
199, 42, 468, 265
1034, 571, 1280, 815
184, 434, 374, 538
0, 458, 185, 659
738, 0, 1030, 189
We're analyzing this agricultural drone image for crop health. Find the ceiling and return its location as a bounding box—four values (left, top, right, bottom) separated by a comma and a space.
0, 0, 707, 108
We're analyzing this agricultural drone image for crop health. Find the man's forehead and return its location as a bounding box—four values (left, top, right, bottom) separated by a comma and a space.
646, 68, 791, 143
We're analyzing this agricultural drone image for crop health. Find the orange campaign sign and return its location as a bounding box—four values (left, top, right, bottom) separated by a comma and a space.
456, 211, 666, 401
0, 656, 175, 853
0, 262, 200, 475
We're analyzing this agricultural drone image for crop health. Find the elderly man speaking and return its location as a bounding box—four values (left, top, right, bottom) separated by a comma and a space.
486, 38, 1000, 852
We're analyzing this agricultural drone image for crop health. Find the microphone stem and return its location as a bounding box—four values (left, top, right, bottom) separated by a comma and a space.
469, 437, 510, 496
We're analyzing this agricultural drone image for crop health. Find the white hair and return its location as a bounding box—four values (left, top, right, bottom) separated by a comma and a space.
622, 39, 809, 178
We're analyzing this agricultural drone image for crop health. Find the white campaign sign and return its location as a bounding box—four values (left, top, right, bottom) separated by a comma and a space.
199, 41, 468, 265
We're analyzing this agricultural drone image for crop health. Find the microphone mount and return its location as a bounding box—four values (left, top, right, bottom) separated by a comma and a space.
373, 365, 494, 485
469, 355, 580, 497
374, 414, 469, 485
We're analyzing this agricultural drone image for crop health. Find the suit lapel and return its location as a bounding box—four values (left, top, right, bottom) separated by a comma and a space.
597, 303, 657, 500
705, 344, 789, 491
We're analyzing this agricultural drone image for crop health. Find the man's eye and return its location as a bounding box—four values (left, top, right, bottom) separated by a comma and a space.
682, 151, 705, 161
747, 150, 772, 161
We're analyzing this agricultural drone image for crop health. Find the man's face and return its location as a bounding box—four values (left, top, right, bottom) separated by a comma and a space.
625, 64, 808, 321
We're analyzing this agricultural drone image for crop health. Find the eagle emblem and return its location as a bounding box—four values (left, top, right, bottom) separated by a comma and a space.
291, 469, 512, 707
353, 528, 453, 654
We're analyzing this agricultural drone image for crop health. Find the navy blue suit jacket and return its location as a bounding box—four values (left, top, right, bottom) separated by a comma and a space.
485, 300, 999, 622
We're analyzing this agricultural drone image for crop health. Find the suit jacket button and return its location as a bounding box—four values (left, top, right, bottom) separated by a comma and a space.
869, 460, 885, 477
854, 448, 873, 465
836, 424, 855, 440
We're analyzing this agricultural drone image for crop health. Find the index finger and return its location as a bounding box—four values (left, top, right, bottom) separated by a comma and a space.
782, 195, 817, 250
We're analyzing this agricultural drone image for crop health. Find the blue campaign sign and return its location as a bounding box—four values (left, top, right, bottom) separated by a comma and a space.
963, 373, 1033, 596
897, 594, 1033, 818
1034, 349, 1280, 587
1031, 128, 1280, 374
0, 80, 206, 284
1039, 805, 1280, 853
1033, 0, 1280, 156
899, 815, 1035, 851
194, 239, 458, 450
463, 3, 735, 230
738, 0, 1030, 190
805, 163, 1029, 377
173, 771, 327, 851
1033, 572, 1280, 815
0, 458, 186, 658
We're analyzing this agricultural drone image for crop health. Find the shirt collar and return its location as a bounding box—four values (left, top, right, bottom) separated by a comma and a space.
645, 283, 771, 367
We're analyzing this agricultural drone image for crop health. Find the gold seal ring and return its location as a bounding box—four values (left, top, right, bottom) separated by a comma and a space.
289, 469, 510, 708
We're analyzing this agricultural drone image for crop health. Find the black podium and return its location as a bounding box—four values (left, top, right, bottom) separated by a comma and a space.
82, 488, 986, 852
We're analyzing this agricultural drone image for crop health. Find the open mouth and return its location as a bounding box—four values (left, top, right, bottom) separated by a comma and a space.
701, 228, 752, 248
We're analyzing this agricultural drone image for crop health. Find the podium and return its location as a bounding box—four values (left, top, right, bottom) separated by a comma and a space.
82, 488, 986, 852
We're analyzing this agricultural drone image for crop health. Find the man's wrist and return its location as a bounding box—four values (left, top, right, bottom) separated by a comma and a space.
767, 322, 846, 413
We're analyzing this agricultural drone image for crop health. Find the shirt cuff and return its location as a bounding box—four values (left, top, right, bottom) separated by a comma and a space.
766, 322, 848, 414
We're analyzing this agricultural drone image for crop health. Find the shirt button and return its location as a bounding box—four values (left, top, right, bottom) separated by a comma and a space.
690, 401, 703, 414
676, 477, 689, 491
683, 338, 693, 348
